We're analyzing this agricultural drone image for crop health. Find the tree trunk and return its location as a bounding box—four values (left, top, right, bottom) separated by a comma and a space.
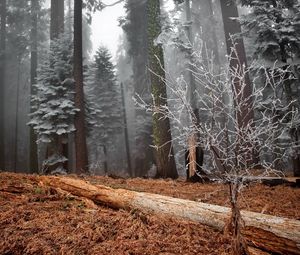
0, 0, 6, 170
48, 0, 68, 173
29, 0, 39, 173
147, 0, 178, 179
67, 0, 73, 37
125, 0, 153, 177
121, 82, 133, 176
40, 176, 300, 255
50, 0, 64, 40
185, 0, 205, 180
193, 0, 220, 67
220, 0, 257, 166
103, 145, 108, 175
73, 0, 88, 173
13, 59, 21, 171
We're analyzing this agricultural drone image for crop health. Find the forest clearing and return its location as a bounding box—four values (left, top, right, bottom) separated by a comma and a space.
1, 172, 299, 255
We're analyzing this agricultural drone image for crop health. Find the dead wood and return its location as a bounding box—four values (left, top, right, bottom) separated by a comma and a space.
39, 176, 300, 255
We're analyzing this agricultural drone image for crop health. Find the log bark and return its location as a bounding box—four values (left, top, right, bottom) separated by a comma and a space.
40, 176, 300, 255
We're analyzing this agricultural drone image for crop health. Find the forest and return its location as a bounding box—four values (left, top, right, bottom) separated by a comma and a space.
0, 0, 300, 254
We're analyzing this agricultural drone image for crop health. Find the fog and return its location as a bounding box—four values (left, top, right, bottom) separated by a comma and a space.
0, 0, 299, 178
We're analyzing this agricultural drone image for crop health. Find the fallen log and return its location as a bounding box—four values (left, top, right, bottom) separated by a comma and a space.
40, 176, 300, 255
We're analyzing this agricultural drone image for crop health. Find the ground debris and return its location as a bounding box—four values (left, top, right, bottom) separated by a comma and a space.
0, 172, 299, 254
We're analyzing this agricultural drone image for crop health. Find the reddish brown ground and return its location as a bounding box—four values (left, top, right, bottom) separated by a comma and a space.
0, 172, 299, 255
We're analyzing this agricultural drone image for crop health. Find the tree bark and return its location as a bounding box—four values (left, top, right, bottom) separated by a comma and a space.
185, 0, 205, 180
220, 0, 257, 165
48, 0, 68, 173
125, 0, 154, 177
121, 82, 133, 176
40, 176, 300, 255
67, 0, 73, 37
193, 0, 220, 67
29, 0, 39, 173
50, 0, 64, 40
147, 0, 178, 179
103, 145, 108, 174
0, 0, 6, 170
73, 0, 88, 173
13, 59, 21, 171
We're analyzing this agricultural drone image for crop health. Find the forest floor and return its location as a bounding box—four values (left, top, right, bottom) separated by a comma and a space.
0, 172, 299, 255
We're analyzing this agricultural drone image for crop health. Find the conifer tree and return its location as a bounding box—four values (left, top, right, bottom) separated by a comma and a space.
29, 36, 77, 173
239, 0, 300, 176
239, 0, 300, 63
86, 46, 123, 173
121, 0, 154, 176
220, 0, 256, 165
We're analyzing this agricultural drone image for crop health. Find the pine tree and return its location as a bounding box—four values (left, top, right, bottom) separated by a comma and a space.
86, 46, 123, 173
239, 0, 300, 176
220, 0, 257, 166
28, 35, 77, 174
239, 0, 300, 63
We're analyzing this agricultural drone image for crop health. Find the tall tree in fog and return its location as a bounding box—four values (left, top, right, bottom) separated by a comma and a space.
29, 0, 39, 173
192, 0, 220, 67
239, 0, 300, 176
29, 36, 77, 174
50, 0, 64, 40
147, 0, 178, 178
7, 0, 32, 171
122, 0, 153, 176
183, 0, 206, 179
67, 0, 73, 37
48, 0, 67, 171
74, 0, 88, 173
86, 47, 123, 174
220, 0, 256, 164
0, 0, 6, 170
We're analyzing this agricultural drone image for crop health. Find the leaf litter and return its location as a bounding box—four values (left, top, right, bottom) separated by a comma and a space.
0, 172, 299, 254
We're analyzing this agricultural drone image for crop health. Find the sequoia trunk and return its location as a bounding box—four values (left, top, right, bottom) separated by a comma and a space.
147, 0, 178, 179
73, 0, 88, 173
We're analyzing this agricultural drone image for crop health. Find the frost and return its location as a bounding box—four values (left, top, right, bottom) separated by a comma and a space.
28, 34, 78, 172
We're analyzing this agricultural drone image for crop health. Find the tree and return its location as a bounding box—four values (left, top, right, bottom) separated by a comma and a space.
40, 175, 300, 255
29, 0, 39, 173
0, 0, 6, 170
121, 0, 154, 177
50, 0, 64, 40
120, 82, 132, 176
191, 0, 221, 67
183, 0, 206, 180
220, 0, 256, 165
74, 0, 88, 173
5, 0, 32, 171
137, 44, 299, 255
48, 0, 69, 171
238, 0, 300, 176
28, 36, 77, 174
147, 0, 178, 178
86, 46, 123, 174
